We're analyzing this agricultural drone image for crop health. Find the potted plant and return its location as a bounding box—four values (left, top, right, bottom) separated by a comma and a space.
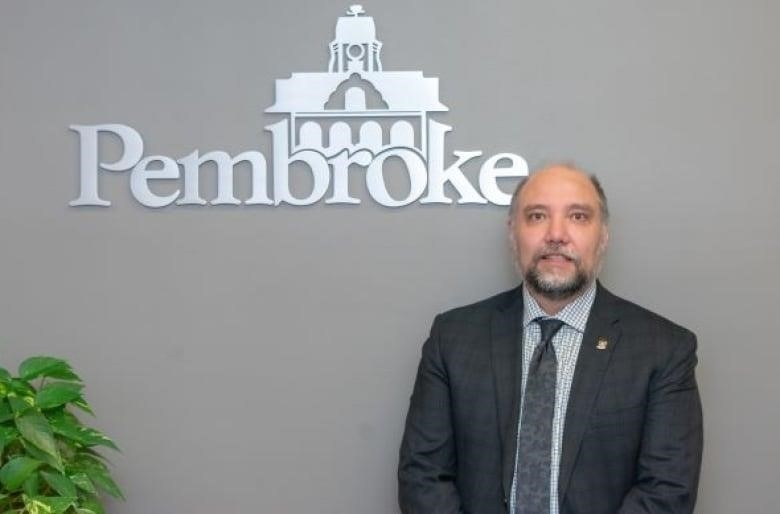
0, 356, 122, 513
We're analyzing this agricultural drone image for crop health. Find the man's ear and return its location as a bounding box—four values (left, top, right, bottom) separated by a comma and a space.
599, 225, 609, 253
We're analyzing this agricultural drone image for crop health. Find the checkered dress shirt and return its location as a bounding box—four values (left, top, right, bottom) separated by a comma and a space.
510, 281, 597, 514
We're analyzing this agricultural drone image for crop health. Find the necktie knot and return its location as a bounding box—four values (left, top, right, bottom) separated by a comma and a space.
534, 317, 565, 345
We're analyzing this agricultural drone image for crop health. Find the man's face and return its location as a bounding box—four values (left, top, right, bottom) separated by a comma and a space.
510, 167, 609, 302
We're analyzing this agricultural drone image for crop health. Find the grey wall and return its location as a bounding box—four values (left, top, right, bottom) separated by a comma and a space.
1, 1, 778, 512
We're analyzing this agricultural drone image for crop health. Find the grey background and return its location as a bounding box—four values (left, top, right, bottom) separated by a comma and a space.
1, 0, 778, 512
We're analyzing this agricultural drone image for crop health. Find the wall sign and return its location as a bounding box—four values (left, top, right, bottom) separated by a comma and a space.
70, 5, 528, 208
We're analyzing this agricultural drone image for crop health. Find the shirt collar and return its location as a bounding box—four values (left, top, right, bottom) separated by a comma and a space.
521, 280, 597, 333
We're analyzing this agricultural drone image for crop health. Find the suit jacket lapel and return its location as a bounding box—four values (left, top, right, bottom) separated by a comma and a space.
490, 288, 524, 502
557, 283, 622, 504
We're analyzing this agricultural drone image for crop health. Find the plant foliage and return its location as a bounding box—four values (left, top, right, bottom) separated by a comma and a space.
0, 357, 122, 513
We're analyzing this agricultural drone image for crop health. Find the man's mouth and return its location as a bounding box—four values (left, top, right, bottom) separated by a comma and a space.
538, 252, 574, 263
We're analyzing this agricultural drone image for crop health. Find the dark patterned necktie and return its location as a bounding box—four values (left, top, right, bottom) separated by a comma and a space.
515, 318, 565, 514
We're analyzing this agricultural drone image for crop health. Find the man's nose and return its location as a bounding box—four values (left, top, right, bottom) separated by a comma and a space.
545, 215, 569, 244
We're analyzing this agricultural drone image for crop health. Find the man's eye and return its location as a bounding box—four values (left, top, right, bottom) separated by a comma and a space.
527, 212, 545, 221
571, 212, 589, 221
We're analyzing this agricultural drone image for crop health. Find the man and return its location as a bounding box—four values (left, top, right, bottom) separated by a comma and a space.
398, 164, 703, 514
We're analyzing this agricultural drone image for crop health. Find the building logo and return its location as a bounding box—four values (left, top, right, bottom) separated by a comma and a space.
70, 5, 527, 208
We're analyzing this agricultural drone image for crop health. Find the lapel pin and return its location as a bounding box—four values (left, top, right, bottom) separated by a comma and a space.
596, 339, 609, 350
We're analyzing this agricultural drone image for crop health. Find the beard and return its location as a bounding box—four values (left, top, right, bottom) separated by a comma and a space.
521, 245, 591, 301
525, 263, 589, 301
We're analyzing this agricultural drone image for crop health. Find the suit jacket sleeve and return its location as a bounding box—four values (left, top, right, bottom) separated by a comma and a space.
617, 329, 703, 514
398, 315, 463, 514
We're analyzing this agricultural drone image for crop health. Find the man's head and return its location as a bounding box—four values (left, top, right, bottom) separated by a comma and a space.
508, 164, 610, 311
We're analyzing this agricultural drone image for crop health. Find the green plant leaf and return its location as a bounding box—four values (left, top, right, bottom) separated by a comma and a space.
70, 398, 94, 416
45, 367, 81, 382
35, 384, 84, 411
20, 441, 63, 473
18, 356, 60, 379
18, 358, 80, 382
68, 473, 96, 495
0, 426, 19, 455
47, 415, 83, 444
73, 457, 106, 477
23, 495, 75, 514
81, 428, 118, 451
76, 510, 97, 514
0, 368, 11, 397
83, 467, 123, 500
15, 412, 60, 463
22, 472, 40, 496
81, 448, 110, 463
0, 457, 42, 490
0, 402, 14, 424
6, 395, 33, 415
47, 416, 118, 451
8, 381, 35, 398
39, 471, 77, 499
22, 495, 51, 514
79, 496, 105, 514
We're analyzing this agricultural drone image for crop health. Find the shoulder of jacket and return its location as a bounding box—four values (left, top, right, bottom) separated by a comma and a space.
434, 287, 520, 327
603, 286, 696, 341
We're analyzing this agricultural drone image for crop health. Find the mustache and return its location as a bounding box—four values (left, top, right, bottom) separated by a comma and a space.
532, 245, 580, 264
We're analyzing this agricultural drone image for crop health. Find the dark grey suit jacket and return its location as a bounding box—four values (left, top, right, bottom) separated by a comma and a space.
398, 283, 703, 514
